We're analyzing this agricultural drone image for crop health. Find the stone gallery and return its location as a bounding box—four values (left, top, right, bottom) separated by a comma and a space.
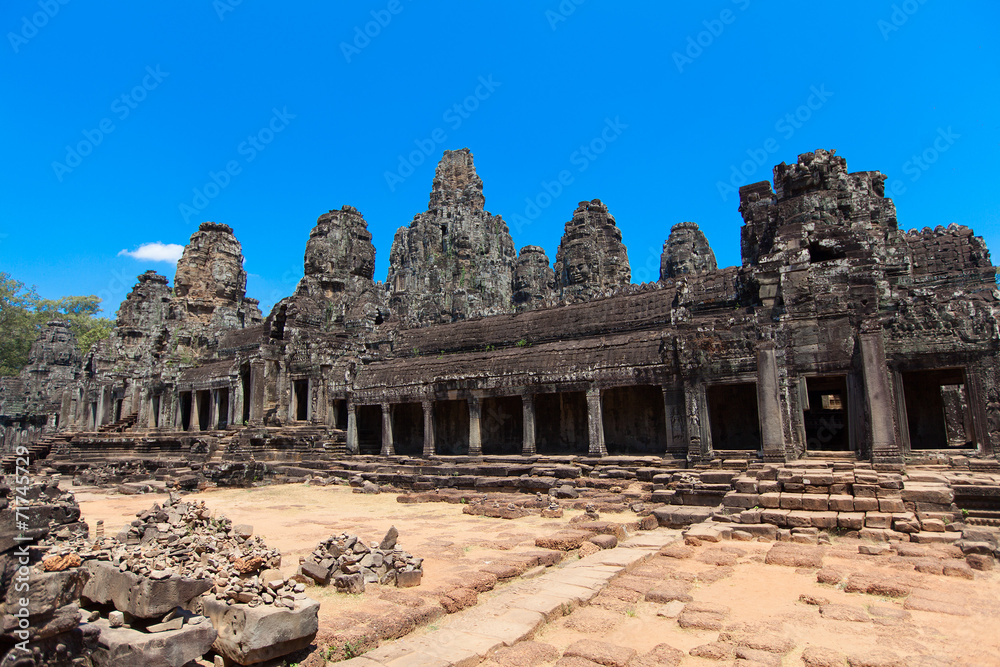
2, 148, 997, 466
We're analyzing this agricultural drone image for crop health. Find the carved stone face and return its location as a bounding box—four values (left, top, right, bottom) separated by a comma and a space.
567, 260, 591, 285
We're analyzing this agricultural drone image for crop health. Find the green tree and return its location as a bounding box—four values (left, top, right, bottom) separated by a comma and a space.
0, 273, 115, 376
35, 295, 114, 353
0, 273, 40, 376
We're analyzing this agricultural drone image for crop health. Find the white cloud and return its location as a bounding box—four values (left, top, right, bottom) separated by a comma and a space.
118, 242, 185, 263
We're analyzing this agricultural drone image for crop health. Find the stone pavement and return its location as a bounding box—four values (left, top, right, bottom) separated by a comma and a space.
337, 529, 681, 667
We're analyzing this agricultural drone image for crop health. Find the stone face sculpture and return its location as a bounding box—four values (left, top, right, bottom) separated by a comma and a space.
661, 221, 717, 280
387, 148, 517, 326
554, 199, 631, 301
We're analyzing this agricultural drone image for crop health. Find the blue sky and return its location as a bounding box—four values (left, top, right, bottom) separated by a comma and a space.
2, 1, 998, 317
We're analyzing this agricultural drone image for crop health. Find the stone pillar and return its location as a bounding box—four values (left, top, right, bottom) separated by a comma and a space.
662, 388, 685, 457
859, 329, 902, 463
422, 400, 435, 457
95, 388, 106, 430
346, 403, 358, 454
228, 384, 237, 428
684, 381, 711, 462
233, 378, 244, 427
586, 386, 607, 457
138, 387, 149, 429
757, 343, 786, 462
59, 390, 73, 431
522, 394, 536, 456
468, 395, 482, 457
249, 360, 265, 426
188, 392, 198, 432
380, 403, 394, 457
174, 392, 183, 431
209, 390, 220, 431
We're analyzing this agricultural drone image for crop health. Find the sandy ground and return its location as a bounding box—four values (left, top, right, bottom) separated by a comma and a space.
74, 484, 1000, 665
73, 483, 602, 624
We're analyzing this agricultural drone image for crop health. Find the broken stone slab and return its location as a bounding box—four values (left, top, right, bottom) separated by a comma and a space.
2, 568, 87, 620
652, 506, 714, 527
82, 561, 213, 619
379, 525, 398, 550
89, 615, 216, 667
198, 594, 319, 665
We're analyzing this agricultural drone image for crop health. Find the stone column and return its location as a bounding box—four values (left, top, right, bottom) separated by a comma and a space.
422, 400, 435, 457
174, 392, 183, 431
346, 403, 359, 454
757, 343, 786, 462
586, 386, 607, 457
662, 388, 686, 457
684, 381, 711, 462
468, 395, 482, 457
233, 379, 244, 428
859, 329, 902, 463
209, 390, 220, 431
188, 392, 199, 432
59, 390, 73, 431
380, 403, 395, 457
249, 360, 265, 426
95, 388, 106, 430
137, 387, 149, 429
522, 394, 536, 455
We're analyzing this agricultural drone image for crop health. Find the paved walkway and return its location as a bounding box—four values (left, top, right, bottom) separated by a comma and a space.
338, 528, 682, 667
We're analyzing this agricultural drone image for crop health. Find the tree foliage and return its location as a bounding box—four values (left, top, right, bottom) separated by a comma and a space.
0, 272, 115, 377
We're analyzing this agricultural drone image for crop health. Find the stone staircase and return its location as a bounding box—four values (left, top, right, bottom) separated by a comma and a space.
98, 412, 138, 433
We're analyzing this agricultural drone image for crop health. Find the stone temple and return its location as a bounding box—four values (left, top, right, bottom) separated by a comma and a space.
2, 148, 999, 469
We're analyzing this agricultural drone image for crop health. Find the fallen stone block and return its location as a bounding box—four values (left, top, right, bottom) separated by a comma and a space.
535, 530, 592, 551
89, 615, 216, 667
199, 595, 319, 665
82, 561, 212, 619
562, 638, 636, 667
764, 543, 824, 568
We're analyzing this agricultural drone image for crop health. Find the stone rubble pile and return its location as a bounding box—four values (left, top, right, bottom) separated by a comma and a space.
300, 525, 423, 592
0, 475, 95, 667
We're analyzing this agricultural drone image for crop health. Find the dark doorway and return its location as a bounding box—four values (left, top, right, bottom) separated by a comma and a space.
482, 396, 523, 455
602, 386, 667, 455
357, 405, 382, 454
114, 399, 123, 423
392, 403, 424, 456
707, 383, 761, 450
240, 363, 251, 424
434, 400, 470, 455
179, 392, 191, 431
902, 368, 974, 449
217, 389, 229, 429
293, 379, 309, 421
535, 391, 588, 455
333, 400, 348, 430
196, 390, 211, 431
90, 402, 98, 430
803, 376, 851, 450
